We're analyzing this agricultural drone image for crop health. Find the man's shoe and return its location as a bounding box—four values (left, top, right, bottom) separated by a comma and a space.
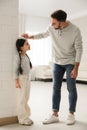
66, 113, 75, 125
42, 115, 59, 125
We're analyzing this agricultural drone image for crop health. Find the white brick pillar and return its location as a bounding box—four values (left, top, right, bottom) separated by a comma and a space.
0, 0, 18, 119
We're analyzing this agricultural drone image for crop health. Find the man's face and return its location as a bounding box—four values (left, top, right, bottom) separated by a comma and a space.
51, 18, 61, 29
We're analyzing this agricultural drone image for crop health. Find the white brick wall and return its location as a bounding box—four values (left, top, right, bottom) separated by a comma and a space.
0, 0, 18, 117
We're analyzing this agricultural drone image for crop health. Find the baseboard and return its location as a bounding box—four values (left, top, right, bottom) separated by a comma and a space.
63, 79, 87, 84
0, 116, 18, 126
35, 78, 87, 84
35, 78, 52, 82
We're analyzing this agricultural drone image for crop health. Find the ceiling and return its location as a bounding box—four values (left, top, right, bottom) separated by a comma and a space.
19, 0, 87, 19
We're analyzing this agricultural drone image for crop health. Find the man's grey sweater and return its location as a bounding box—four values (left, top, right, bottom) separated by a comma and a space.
34, 22, 83, 65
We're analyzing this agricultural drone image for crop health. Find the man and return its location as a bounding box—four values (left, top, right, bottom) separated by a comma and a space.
22, 10, 83, 125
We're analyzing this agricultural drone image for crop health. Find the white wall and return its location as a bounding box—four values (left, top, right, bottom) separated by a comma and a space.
25, 15, 50, 32
0, 0, 18, 117
19, 14, 50, 33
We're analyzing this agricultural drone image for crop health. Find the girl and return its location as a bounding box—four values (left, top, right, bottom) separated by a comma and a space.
13, 37, 33, 125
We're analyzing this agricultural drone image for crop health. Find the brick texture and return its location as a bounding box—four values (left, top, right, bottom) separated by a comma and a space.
0, 0, 18, 117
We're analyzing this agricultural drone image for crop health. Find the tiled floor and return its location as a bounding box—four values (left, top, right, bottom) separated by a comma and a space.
0, 81, 87, 130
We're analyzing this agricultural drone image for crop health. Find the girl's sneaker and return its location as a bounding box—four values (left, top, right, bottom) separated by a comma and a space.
19, 118, 34, 126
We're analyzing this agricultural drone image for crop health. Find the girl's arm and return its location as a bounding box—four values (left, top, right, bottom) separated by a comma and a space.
13, 55, 21, 88
15, 79, 21, 88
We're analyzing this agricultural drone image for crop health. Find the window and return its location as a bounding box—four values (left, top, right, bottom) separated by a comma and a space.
26, 31, 52, 66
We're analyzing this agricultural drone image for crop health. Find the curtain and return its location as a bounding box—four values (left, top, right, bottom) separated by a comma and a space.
27, 32, 52, 66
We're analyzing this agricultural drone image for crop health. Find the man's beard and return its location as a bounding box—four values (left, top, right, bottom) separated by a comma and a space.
55, 26, 61, 30
55, 23, 61, 30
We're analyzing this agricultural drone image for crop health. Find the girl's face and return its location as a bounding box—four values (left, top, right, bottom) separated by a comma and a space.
21, 40, 30, 53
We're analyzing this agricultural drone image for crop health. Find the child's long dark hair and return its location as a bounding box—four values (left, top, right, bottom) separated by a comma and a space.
16, 38, 32, 75
16, 38, 25, 74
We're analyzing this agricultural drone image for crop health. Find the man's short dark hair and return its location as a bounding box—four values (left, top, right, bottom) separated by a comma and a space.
51, 10, 67, 22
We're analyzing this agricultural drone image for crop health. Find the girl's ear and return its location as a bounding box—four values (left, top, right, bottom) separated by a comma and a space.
20, 46, 23, 51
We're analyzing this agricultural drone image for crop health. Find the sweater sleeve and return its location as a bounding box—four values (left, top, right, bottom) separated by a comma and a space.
74, 28, 83, 63
13, 55, 20, 79
33, 27, 50, 39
